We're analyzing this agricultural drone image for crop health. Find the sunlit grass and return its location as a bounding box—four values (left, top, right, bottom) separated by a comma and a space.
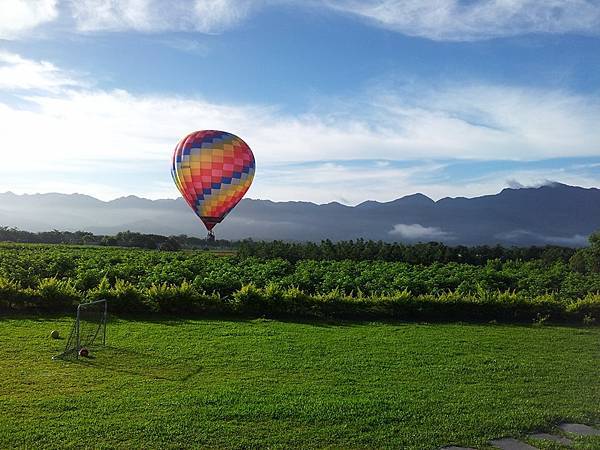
0, 316, 598, 449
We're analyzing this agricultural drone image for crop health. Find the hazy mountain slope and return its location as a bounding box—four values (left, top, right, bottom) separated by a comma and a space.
0, 183, 598, 246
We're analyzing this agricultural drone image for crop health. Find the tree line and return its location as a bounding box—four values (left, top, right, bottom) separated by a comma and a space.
0, 227, 231, 250
237, 238, 579, 265
1, 226, 599, 270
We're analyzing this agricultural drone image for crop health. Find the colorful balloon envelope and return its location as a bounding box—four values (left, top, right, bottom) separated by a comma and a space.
172, 130, 255, 234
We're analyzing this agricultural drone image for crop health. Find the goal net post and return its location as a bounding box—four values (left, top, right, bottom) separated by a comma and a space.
53, 299, 107, 360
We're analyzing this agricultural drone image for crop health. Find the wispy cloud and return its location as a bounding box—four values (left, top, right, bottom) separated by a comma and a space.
506, 179, 557, 189
3, 0, 600, 40
326, 0, 600, 41
70, 0, 260, 34
495, 230, 589, 246
157, 37, 211, 55
0, 52, 598, 202
370, 83, 600, 160
0, 0, 58, 39
192, 0, 260, 33
389, 223, 453, 240
252, 160, 443, 203
0, 51, 84, 92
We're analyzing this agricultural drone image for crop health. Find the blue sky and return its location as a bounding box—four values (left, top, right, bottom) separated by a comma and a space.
1, 0, 599, 203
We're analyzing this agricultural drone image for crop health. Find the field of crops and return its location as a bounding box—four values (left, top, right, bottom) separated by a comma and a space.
0, 243, 599, 322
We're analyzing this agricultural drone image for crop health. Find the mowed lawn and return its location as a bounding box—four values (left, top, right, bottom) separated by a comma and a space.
0, 317, 599, 449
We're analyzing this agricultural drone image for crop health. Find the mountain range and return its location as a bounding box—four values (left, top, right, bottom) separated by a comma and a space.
1, 183, 598, 246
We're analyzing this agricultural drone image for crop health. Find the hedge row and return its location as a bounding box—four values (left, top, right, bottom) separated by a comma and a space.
1, 277, 598, 324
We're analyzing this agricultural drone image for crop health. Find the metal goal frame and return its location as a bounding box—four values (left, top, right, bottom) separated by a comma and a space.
53, 299, 107, 360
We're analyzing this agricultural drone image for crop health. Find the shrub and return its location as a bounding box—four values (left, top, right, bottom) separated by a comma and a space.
147, 281, 198, 314
281, 286, 313, 316
566, 293, 600, 321
195, 290, 226, 314
313, 288, 372, 318
0, 277, 34, 310
89, 278, 150, 313
231, 284, 265, 314
112, 279, 150, 313
36, 277, 81, 310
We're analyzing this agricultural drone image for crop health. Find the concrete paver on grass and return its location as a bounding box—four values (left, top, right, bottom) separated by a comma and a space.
445, 423, 600, 450
558, 423, 600, 436
528, 432, 573, 445
490, 438, 539, 450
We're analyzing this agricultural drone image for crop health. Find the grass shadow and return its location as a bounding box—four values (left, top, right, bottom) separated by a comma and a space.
121, 313, 355, 328
3, 312, 592, 331
68, 345, 203, 382
0, 312, 76, 322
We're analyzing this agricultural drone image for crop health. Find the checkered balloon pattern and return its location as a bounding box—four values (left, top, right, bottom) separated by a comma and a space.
171, 130, 255, 231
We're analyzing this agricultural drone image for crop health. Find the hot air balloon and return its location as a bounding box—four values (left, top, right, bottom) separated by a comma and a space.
172, 130, 255, 240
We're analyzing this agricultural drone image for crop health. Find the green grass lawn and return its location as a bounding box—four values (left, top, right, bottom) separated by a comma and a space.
0, 317, 598, 449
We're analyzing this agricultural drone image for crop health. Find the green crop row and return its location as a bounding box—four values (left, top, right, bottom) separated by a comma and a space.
0, 243, 599, 323
1, 243, 599, 298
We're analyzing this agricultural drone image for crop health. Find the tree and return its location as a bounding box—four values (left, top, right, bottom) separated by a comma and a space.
569, 229, 600, 273
159, 238, 181, 252
587, 230, 600, 272
569, 251, 588, 273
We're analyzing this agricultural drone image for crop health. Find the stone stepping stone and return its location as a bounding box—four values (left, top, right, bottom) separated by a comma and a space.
489, 438, 538, 450
558, 423, 600, 436
528, 433, 573, 445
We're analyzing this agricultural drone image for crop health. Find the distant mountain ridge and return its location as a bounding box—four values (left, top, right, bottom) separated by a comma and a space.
1, 183, 599, 246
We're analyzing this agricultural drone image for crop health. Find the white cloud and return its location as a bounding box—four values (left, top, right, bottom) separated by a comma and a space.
0, 51, 83, 92
0, 0, 58, 39
371, 84, 600, 160
506, 179, 560, 189
13, 82, 598, 165
70, 0, 260, 33
193, 0, 259, 33
251, 161, 444, 203
389, 223, 453, 240
2, 0, 600, 40
0, 52, 598, 202
326, 0, 600, 41
70, 0, 155, 32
